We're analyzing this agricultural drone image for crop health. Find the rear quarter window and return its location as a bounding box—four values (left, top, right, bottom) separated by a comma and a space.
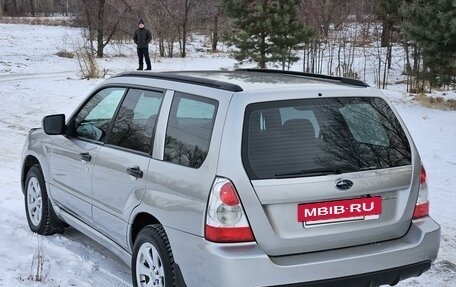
164, 92, 218, 168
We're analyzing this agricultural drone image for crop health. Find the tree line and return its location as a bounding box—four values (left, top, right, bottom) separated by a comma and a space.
1, 0, 455, 91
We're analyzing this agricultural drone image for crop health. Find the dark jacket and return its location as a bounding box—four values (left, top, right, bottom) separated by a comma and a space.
133, 28, 152, 49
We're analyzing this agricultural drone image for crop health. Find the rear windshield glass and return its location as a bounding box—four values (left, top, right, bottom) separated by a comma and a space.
242, 97, 411, 179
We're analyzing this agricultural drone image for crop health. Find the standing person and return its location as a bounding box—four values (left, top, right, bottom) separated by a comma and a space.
133, 19, 152, 71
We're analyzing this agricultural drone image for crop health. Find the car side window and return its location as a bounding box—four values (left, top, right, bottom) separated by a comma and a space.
164, 93, 218, 168
108, 89, 164, 154
74, 88, 125, 142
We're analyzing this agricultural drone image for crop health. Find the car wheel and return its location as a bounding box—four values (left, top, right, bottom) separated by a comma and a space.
132, 225, 175, 287
25, 164, 64, 235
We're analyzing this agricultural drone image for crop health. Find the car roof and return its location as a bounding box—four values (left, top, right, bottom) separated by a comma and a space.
114, 69, 369, 93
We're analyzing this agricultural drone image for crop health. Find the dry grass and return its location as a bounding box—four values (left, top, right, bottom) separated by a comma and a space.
55, 50, 74, 59
0, 16, 76, 26
447, 99, 456, 109
74, 44, 107, 79
413, 93, 456, 110
28, 238, 44, 282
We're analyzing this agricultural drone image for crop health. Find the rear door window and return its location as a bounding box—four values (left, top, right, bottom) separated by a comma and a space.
108, 89, 164, 154
242, 97, 411, 179
164, 93, 218, 168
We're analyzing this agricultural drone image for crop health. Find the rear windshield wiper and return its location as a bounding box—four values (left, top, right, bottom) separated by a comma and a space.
274, 168, 343, 178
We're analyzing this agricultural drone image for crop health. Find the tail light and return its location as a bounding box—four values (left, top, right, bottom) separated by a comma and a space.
205, 177, 255, 243
413, 165, 429, 219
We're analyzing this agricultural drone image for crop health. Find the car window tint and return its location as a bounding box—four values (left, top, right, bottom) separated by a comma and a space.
243, 97, 411, 179
134, 94, 162, 120
164, 93, 218, 168
108, 89, 164, 153
279, 107, 320, 137
74, 88, 125, 142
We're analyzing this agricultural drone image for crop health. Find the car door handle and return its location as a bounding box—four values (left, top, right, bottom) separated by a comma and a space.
80, 152, 92, 163
127, 166, 143, 179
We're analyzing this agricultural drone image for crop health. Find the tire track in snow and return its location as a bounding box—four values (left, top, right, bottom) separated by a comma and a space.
76, 265, 132, 287
0, 71, 78, 83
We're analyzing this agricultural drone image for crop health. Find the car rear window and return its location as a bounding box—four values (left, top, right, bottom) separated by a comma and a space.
242, 97, 412, 179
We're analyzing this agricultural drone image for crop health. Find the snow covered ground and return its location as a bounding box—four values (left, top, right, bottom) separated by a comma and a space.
0, 23, 455, 286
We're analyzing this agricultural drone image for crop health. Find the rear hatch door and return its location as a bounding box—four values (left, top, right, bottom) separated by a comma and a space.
241, 96, 418, 255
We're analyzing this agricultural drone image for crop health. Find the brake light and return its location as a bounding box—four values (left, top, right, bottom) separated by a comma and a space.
205, 178, 255, 243
220, 183, 240, 206
413, 165, 429, 219
413, 202, 429, 219
420, 166, 426, 184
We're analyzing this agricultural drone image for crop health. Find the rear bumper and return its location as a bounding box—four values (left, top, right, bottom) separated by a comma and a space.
165, 217, 440, 287
271, 261, 431, 287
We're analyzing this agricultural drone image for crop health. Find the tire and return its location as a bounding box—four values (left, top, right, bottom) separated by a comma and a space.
132, 225, 175, 287
24, 164, 64, 235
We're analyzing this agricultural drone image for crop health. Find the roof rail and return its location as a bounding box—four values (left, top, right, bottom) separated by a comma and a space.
236, 69, 369, 87
114, 71, 244, 92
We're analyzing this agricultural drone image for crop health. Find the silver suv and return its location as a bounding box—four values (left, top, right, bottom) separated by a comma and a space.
21, 70, 440, 287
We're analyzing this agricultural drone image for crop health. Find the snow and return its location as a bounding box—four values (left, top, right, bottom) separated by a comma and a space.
0, 23, 455, 286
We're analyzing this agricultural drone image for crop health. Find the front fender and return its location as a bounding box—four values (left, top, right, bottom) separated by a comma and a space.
21, 128, 53, 194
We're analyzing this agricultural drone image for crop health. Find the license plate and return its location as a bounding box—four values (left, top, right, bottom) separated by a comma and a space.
298, 197, 382, 223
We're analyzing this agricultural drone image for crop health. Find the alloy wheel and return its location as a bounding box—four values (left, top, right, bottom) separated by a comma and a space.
27, 177, 42, 226
136, 242, 165, 287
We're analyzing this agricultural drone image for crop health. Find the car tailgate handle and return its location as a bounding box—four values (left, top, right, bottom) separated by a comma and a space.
127, 166, 143, 179
80, 152, 92, 163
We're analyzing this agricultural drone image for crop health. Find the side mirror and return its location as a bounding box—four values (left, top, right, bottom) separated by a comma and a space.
42, 114, 66, 135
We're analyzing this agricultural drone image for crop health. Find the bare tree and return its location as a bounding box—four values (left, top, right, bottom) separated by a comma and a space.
0, 0, 74, 16
77, 0, 132, 58
198, 0, 222, 53
0, 0, 6, 15
0, 0, 22, 15
300, 0, 353, 38
95, 0, 106, 57
154, 0, 198, 58
300, 0, 354, 74
211, 3, 221, 52
28, 0, 34, 16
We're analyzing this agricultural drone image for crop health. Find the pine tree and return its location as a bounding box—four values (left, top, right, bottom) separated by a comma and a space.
223, 0, 273, 68
402, 0, 456, 87
269, 0, 312, 70
223, 0, 311, 69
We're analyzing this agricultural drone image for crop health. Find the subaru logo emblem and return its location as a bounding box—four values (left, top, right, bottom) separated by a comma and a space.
335, 179, 353, 190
